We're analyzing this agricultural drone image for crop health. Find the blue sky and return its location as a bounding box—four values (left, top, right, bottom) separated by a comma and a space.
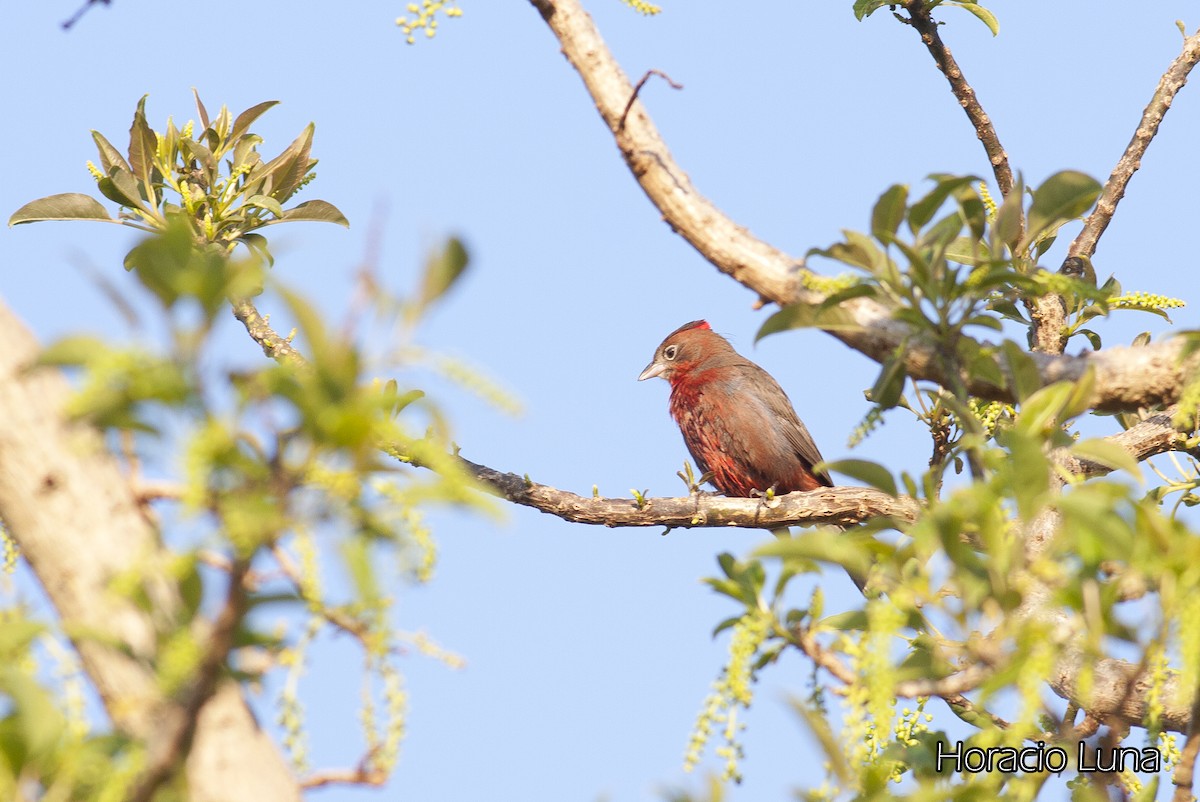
2, 2, 1199, 800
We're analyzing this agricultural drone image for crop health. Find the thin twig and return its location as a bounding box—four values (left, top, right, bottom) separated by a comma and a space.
301, 758, 388, 790
1069, 27, 1200, 263
270, 543, 374, 643
789, 624, 991, 699
134, 479, 184, 502
61, 0, 110, 30
941, 693, 1012, 730
231, 298, 303, 364
618, 69, 683, 132
901, 0, 1014, 196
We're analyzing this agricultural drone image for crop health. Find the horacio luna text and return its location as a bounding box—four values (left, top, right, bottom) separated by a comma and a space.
936, 740, 1162, 774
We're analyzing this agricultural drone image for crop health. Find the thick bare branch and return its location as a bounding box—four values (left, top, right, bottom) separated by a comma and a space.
1050, 646, 1190, 734
1055, 410, 1191, 478
0, 299, 299, 802
901, 0, 1013, 196
1069, 27, 1200, 262
527, 0, 1198, 410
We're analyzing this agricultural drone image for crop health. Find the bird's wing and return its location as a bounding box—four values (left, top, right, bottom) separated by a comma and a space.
744, 362, 833, 487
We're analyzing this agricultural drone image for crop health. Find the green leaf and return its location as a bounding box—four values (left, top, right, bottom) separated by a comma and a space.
192, 88, 210, 130
179, 137, 217, 177
817, 610, 868, 631
91, 130, 132, 174
1001, 340, 1040, 401
1024, 170, 1101, 247
811, 231, 889, 274
820, 458, 897, 496
98, 167, 145, 209
943, 1, 1000, 35
755, 299, 861, 339
1061, 367, 1096, 420
753, 531, 873, 583
963, 314, 1002, 332
920, 210, 965, 252
418, 237, 470, 310
1004, 429, 1050, 520
908, 174, 979, 232
869, 353, 906, 409
1079, 328, 1102, 350
278, 199, 349, 227
0, 669, 66, 760
1015, 381, 1074, 435
945, 236, 990, 266
245, 194, 284, 218
260, 123, 315, 203
992, 179, 1025, 252
128, 95, 158, 192
790, 698, 853, 785
852, 0, 891, 19
1069, 438, 1142, 480
871, 184, 908, 240
9, 193, 112, 225
230, 100, 281, 143
37, 335, 111, 367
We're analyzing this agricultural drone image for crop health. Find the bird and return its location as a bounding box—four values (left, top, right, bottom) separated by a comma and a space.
638, 320, 831, 497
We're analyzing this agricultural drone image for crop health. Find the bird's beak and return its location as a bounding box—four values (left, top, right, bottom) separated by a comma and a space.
638, 360, 665, 381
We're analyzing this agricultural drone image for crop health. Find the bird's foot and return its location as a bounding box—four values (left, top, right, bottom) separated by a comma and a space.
750, 485, 782, 508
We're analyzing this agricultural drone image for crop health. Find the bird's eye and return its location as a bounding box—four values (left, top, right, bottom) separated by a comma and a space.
663, 344, 679, 361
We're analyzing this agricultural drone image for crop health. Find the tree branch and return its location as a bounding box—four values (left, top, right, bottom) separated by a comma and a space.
232, 298, 921, 528
130, 559, 253, 802
459, 455, 918, 527
232, 298, 303, 364
0, 299, 299, 801
1050, 646, 1191, 734
527, 0, 1199, 410
1068, 26, 1200, 263
900, 0, 1013, 196
1054, 410, 1190, 478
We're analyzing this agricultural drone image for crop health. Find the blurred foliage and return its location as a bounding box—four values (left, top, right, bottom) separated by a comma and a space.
689, 166, 1199, 796
2, 96, 495, 798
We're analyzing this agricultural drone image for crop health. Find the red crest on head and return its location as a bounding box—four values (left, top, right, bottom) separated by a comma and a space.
676, 320, 711, 334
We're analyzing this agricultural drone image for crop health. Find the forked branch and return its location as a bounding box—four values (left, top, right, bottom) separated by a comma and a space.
527, 0, 1200, 407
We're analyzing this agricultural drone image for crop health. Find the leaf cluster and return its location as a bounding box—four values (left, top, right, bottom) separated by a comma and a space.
9, 94, 348, 270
